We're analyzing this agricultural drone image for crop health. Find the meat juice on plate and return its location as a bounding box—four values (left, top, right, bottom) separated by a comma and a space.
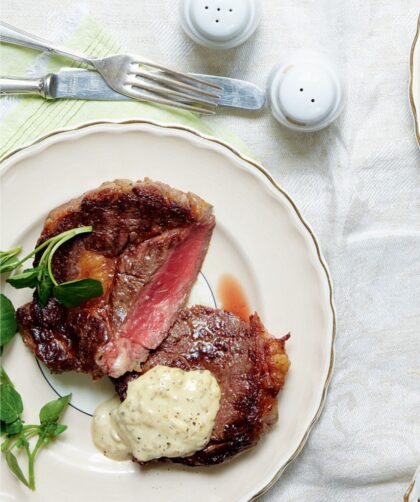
217, 273, 251, 321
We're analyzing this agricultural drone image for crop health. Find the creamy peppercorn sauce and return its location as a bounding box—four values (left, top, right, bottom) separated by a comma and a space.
92, 365, 221, 462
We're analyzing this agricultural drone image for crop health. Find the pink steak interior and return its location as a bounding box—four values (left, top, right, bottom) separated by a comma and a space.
100, 224, 212, 377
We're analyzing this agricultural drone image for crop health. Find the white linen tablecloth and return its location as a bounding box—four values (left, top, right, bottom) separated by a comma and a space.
1, 1, 419, 500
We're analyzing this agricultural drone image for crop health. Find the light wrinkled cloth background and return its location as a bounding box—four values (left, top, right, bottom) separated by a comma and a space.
1, 1, 420, 501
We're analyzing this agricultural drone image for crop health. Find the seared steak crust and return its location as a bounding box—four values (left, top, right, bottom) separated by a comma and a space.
17, 180, 214, 378
40, 179, 210, 259
113, 306, 290, 466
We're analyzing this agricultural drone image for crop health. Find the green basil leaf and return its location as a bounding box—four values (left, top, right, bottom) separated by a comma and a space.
0, 248, 22, 259
4, 450, 29, 487
39, 394, 71, 424
5, 417, 23, 436
0, 367, 13, 386
53, 279, 103, 308
0, 420, 6, 436
0, 256, 20, 274
49, 423, 67, 437
0, 384, 23, 423
0, 294, 17, 348
41, 422, 67, 439
7, 267, 40, 289
15, 435, 29, 450
0, 247, 22, 274
37, 275, 53, 308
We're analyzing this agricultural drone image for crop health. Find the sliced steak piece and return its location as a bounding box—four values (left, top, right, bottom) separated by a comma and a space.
17, 180, 215, 379
113, 306, 290, 466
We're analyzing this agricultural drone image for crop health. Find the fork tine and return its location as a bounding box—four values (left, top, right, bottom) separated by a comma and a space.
128, 77, 219, 108
124, 86, 216, 115
134, 60, 222, 90
130, 67, 221, 100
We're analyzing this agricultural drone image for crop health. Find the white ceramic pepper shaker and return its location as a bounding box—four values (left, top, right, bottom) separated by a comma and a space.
267, 50, 345, 132
179, 0, 262, 50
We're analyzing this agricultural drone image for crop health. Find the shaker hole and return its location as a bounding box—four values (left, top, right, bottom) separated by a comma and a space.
216, 19, 219, 22
229, 9, 233, 12
217, 8, 221, 11
205, 6, 208, 9
311, 99, 315, 102
300, 88, 303, 92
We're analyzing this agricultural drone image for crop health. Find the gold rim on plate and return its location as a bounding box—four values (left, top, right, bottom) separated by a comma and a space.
0, 119, 336, 501
403, 479, 415, 502
409, 14, 420, 146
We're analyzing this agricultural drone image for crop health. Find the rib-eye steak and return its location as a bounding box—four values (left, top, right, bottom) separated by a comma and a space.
17, 180, 215, 378
113, 306, 290, 465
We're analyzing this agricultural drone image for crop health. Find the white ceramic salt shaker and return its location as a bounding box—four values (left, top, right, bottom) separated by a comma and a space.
179, 0, 262, 50
267, 50, 345, 132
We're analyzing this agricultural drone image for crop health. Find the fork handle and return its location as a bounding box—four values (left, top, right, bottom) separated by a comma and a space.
0, 21, 94, 66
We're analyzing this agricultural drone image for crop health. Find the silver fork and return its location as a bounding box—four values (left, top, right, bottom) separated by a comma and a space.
0, 21, 221, 114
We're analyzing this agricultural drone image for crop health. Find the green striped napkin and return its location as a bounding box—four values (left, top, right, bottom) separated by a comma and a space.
0, 16, 252, 160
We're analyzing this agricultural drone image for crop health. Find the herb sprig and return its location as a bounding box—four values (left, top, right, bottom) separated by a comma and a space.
0, 226, 100, 489
0, 296, 71, 490
2, 226, 103, 307
0, 372, 71, 490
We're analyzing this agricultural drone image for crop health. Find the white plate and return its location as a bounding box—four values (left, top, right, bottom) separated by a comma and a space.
410, 14, 420, 146
0, 121, 335, 502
